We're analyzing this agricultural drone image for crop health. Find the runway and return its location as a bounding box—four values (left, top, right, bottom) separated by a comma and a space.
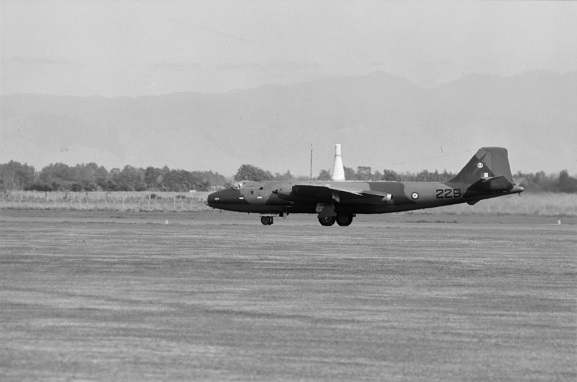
1, 210, 575, 381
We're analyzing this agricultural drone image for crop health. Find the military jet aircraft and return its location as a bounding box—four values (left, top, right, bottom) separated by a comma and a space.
207, 147, 524, 226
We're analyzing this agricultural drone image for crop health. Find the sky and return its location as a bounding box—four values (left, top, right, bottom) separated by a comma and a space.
2, 0, 577, 96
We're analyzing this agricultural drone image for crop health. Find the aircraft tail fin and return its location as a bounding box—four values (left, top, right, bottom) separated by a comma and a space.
448, 147, 513, 189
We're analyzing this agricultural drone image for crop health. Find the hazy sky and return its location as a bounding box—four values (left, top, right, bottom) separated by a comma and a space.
2, 0, 576, 96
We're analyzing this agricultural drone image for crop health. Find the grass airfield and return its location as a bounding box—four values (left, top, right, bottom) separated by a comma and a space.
1, 210, 575, 381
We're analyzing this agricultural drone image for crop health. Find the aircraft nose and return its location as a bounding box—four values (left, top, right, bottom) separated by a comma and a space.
206, 188, 243, 207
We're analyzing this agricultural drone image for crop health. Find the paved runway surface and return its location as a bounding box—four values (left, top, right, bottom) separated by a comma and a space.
1, 210, 575, 381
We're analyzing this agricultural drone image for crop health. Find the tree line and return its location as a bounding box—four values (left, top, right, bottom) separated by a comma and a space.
2, 160, 576, 193
0, 161, 227, 192
234, 164, 577, 193
232, 164, 460, 183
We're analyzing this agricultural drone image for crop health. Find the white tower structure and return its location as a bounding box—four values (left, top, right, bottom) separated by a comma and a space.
331, 144, 345, 181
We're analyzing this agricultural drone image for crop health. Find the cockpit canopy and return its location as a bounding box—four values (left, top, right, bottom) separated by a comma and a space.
231, 180, 260, 190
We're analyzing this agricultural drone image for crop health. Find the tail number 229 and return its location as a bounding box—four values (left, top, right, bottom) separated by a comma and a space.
436, 188, 461, 199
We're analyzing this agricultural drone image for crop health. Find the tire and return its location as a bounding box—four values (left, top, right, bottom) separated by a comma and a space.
336, 213, 353, 226
318, 216, 336, 226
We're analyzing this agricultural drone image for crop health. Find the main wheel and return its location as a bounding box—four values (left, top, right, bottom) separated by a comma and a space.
318, 216, 336, 226
261, 216, 273, 225
336, 212, 353, 226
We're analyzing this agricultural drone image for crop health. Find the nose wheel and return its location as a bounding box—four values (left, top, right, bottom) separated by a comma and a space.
261, 216, 274, 225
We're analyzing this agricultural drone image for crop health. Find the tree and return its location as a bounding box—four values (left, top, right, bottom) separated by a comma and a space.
234, 164, 273, 181
344, 167, 357, 180
274, 171, 294, 181
371, 170, 383, 181
558, 170, 577, 193
73, 163, 99, 191
381, 169, 401, 181
114, 165, 146, 191
356, 166, 372, 181
415, 169, 430, 182
38, 163, 75, 190
0, 161, 36, 190
317, 169, 331, 181
94, 165, 109, 190
144, 167, 163, 190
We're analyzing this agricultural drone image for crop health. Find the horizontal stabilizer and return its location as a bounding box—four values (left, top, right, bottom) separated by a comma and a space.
467, 176, 514, 193
513, 177, 527, 187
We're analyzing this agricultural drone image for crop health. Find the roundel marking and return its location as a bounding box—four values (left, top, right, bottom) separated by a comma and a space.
411, 192, 419, 200
477, 162, 484, 168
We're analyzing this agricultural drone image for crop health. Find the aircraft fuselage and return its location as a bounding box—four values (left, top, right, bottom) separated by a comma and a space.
207, 180, 522, 221
206, 147, 524, 226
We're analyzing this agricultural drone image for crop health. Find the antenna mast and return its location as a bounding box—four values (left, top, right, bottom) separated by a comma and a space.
309, 144, 313, 180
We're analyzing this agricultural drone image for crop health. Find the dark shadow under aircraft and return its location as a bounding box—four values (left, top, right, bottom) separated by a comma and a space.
207, 147, 524, 226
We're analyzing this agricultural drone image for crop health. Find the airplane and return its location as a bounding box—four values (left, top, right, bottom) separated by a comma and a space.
207, 146, 524, 226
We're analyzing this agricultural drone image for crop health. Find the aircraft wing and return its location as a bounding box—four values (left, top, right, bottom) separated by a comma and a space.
358, 189, 393, 198
290, 184, 362, 202
280, 184, 391, 203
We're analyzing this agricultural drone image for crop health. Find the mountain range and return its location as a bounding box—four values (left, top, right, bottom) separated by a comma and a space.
1, 70, 576, 176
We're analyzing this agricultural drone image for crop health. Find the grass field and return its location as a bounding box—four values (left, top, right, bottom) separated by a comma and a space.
438, 192, 577, 217
1, 190, 577, 217
0, 210, 575, 381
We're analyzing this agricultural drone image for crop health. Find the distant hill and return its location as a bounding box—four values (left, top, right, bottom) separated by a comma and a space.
1, 70, 576, 176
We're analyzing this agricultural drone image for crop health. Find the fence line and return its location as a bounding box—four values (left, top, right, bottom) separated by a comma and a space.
0, 191, 212, 212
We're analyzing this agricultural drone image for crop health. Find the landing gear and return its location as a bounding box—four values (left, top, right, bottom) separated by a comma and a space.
319, 216, 337, 227
318, 213, 354, 226
318, 216, 336, 226
336, 212, 353, 226
260, 216, 274, 225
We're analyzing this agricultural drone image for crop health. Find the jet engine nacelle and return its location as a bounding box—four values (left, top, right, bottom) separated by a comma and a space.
273, 189, 292, 200
382, 193, 393, 204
